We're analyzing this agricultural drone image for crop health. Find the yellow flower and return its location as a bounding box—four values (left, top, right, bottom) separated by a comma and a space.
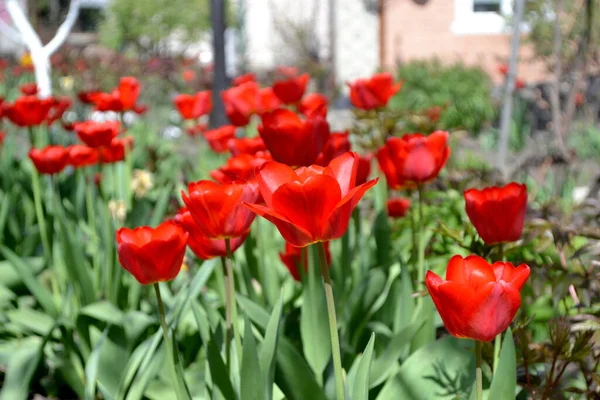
20, 52, 33, 68
131, 169, 154, 198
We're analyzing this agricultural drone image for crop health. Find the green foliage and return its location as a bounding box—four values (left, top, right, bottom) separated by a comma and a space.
390, 59, 496, 133
99, 0, 212, 53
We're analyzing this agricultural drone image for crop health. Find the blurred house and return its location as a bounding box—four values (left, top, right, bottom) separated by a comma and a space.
383, 0, 546, 83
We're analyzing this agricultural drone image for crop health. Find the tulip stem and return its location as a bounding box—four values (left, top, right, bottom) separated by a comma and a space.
31, 168, 52, 266
85, 170, 101, 294
219, 255, 232, 368
416, 185, 426, 299
475, 340, 483, 400
153, 283, 184, 400
318, 241, 345, 400
225, 238, 243, 366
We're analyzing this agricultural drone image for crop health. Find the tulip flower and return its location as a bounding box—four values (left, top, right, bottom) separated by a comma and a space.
67, 145, 99, 168
258, 108, 330, 167
280, 241, 331, 281
116, 220, 188, 285
244, 152, 378, 247
221, 81, 259, 126
175, 209, 248, 259
182, 180, 260, 239
232, 72, 256, 86
3, 96, 54, 127
204, 125, 236, 153
464, 183, 527, 245
29, 145, 70, 175
348, 72, 402, 110
377, 130, 450, 189
47, 96, 72, 125
227, 136, 266, 156
256, 87, 281, 116
387, 197, 411, 218
78, 90, 102, 105
186, 123, 207, 137
173, 91, 212, 120
315, 131, 351, 166
210, 153, 270, 184
19, 82, 38, 95
89, 92, 124, 112
298, 93, 328, 118
426, 255, 530, 342
99, 137, 133, 163
272, 73, 309, 104
74, 121, 121, 148
117, 76, 141, 110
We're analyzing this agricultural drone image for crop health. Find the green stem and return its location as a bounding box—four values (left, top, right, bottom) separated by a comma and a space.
28, 126, 36, 148
153, 283, 184, 400
416, 185, 426, 302
31, 168, 51, 264
220, 255, 233, 369
225, 238, 243, 365
475, 340, 483, 400
317, 242, 345, 400
85, 170, 101, 294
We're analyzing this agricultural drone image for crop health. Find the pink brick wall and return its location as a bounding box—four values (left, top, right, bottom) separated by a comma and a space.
383, 0, 548, 84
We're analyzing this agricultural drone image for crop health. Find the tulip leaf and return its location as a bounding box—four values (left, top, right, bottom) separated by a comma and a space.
259, 297, 283, 400
84, 327, 109, 400
0, 246, 59, 318
394, 265, 415, 332
409, 296, 435, 353
0, 337, 43, 400
241, 316, 266, 400
488, 329, 516, 400
373, 211, 392, 268
376, 336, 475, 400
350, 333, 375, 400
207, 336, 238, 400
300, 245, 331, 378
370, 320, 424, 388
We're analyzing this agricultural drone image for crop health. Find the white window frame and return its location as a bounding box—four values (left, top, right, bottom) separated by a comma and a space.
451, 0, 514, 35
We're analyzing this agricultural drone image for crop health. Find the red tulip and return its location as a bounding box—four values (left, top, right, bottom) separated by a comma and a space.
29, 145, 70, 175
99, 137, 133, 163
175, 209, 248, 259
20, 82, 38, 95
272, 73, 309, 104
78, 90, 102, 105
174, 91, 212, 120
4, 96, 54, 127
315, 131, 351, 166
227, 136, 266, 156
464, 183, 527, 245
221, 82, 259, 126
280, 241, 331, 281
356, 154, 372, 185
67, 145, 99, 168
116, 220, 188, 285
498, 64, 509, 75
182, 69, 196, 83
256, 87, 281, 116
47, 96, 72, 125
232, 73, 256, 86
118, 76, 141, 110
74, 121, 121, 148
258, 108, 330, 167
89, 92, 123, 112
426, 255, 530, 342
204, 125, 236, 153
181, 180, 260, 239
298, 93, 328, 118
211, 153, 270, 183
376, 130, 450, 189
515, 79, 526, 90
133, 104, 148, 115
348, 72, 402, 110
244, 152, 378, 247
186, 123, 207, 137
387, 197, 411, 218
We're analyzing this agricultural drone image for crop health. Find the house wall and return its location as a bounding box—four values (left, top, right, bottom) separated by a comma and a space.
383, 0, 548, 84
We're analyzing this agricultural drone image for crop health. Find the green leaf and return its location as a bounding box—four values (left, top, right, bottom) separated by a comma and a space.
85, 327, 110, 400
80, 301, 125, 326
409, 296, 435, 353
150, 184, 173, 227
350, 333, 375, 400
376, 336, 475, 400
241, 316, 266, 400
370, 320, 424, 388
0, 335, 46, 400
0, 257, 44, 289
0, 246, 58, 318
6, 308, 54, 335
300, 245, 331, 377
394, 265, 414, 332
373, 211, 391, 268
206, 336, 238, 400
259, 297, 283, 400
488, 329, 516, 400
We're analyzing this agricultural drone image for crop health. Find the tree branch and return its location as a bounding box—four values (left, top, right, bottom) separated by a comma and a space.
44, 0, 81, 56
6, 0, 44, 51
0, 19, 24, 44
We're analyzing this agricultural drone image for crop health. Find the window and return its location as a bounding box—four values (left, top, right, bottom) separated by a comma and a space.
473, 0, 502, 13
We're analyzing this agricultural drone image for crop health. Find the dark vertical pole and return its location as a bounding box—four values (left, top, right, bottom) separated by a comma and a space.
328, 0, 336, 97
210, 0, 228, 128
378, 0, 385, 69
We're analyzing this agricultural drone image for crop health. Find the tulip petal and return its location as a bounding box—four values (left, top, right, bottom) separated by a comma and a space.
446, 255, 496, 290
256, 161, 299, 207
243, 202, 314, 247
324, 152, 357, 197
467, 282, 521, 342
435, 281, 477, 339
325, 178, 378, 239
272, 175, 342, 240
